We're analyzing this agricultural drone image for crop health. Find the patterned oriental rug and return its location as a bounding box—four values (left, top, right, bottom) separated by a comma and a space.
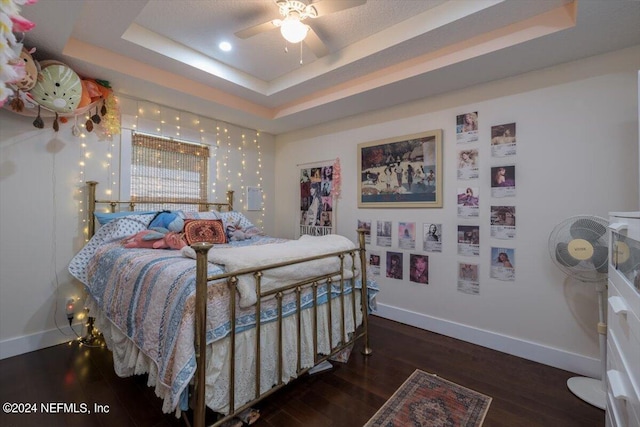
364, 369, 492, 427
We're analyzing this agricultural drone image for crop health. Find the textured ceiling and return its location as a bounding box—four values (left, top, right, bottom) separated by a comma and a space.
133, 0, 444, 81
15, 0, 640, 135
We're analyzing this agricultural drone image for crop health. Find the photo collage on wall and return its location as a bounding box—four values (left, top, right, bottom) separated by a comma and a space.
489, 121, 516, 282
356, 112, 518, 292
360, 218, 434, 285
454, 113, 518, 292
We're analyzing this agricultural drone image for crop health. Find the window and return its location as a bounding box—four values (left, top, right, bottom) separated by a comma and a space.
130, 132, 209, 211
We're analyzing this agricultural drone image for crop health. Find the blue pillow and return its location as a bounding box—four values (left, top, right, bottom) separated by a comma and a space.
94, 211, 156, 225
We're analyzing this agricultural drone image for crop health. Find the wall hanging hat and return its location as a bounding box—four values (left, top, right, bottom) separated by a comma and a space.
6, 46, 40, 113
13, 47, 39, 91
29, 64, 82, 114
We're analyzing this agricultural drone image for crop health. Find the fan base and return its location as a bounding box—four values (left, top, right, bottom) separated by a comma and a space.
567, 376, 606, 410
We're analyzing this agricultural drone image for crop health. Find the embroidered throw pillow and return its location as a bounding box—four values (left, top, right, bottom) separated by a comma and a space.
183, 219, 227, 245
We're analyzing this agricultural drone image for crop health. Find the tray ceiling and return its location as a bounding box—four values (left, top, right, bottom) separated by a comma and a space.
17, 0, 640, 134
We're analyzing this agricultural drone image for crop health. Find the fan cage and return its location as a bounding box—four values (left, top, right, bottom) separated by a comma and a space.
548, 215, 609, 283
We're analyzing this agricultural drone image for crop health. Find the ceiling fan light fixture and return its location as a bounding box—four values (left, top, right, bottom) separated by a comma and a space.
280, 16, 309, 43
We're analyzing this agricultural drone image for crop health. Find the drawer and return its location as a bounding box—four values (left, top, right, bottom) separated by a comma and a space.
606, 390, 624, 427
608, 280, 640, 395
606, 389, 640, 427
609, 270, 640, 321
606, 338, 640, 427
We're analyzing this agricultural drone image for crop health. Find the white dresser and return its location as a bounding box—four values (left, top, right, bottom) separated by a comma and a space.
606, 212, 640, 427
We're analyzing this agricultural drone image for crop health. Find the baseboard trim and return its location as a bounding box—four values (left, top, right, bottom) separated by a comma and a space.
3, 305, 601, 378
0, 323, 85, 360
374, 303, 601, 379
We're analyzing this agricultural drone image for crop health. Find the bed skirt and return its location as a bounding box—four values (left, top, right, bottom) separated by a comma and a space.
87, 291, 363, 416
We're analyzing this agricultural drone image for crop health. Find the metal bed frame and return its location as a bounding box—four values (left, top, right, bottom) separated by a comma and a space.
85, 181, 372, 427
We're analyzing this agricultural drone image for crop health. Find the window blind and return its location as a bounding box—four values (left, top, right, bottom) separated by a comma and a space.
131, 132, 209, 211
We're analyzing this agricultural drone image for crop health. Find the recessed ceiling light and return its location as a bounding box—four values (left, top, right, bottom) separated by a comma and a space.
219, 41, 232, 52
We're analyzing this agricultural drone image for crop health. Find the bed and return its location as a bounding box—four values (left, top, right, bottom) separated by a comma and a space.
68, 181, 376, 427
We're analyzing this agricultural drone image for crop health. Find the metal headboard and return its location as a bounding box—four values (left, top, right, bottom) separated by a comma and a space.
86, 181, 234, 238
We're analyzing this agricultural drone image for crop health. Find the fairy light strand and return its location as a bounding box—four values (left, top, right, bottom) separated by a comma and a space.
87, 98, 265, 223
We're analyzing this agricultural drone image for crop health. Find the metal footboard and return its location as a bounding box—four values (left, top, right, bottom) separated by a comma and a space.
191, 229, 372, 427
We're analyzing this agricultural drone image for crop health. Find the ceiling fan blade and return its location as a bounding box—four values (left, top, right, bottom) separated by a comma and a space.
235, 20, 277, 39
308, 0, 367, 17
304, 27, 329, 57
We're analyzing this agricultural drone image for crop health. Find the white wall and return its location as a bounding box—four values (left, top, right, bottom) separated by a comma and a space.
0, 102, 276, 359
1, 45, 637, 372
274, 45, 640, 377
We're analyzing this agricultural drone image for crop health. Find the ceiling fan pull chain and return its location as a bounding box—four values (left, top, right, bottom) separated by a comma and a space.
300, 42, 303, 65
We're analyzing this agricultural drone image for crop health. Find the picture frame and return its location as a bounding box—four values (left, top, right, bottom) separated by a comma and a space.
358, 129, 443, 208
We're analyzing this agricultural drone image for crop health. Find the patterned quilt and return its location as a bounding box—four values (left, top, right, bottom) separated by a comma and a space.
68, 215, 376, 412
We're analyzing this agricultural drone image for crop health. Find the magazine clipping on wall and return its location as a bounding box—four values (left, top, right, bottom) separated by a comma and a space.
490, 165, 516, 198
457, 186, 480, 217
423, 223, 443, 252
490, 206, 516, 239
386, 251, 403, 280
357, 219, 372, 244
377, 220, 392, 247
458, 262, 480, 295
458, 225, 480, 256
409, 253, 429, 284
457, 148, 479, 180
398, 221, 416, 249
490, 247, 516, 281
456, 111, 479, 144
491, 122, 516, 157
299, 164, 334, 236
368, 250, 381, 277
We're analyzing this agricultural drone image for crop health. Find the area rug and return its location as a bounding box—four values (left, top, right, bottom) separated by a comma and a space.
364, 369, 492, 427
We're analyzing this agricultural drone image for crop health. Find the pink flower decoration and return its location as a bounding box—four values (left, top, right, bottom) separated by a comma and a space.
332, 157, 341, 198
10, 15, 35, 32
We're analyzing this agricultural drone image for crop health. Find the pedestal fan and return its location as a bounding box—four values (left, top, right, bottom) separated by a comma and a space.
548, 215, 609, 410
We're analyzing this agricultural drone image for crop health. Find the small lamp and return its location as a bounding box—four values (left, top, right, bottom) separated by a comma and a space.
280, 16, 309, 43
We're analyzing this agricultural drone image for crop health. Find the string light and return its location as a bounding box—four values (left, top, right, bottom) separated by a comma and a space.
240, 132, 246, 207
79, 139, 87, 240
255, 131, 265, 229
84, 98, 265, 228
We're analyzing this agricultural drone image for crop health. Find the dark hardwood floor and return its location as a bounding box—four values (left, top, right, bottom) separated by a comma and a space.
0, 315, 604, 427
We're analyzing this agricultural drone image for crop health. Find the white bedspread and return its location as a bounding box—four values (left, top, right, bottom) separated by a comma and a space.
182, 234, 359, 308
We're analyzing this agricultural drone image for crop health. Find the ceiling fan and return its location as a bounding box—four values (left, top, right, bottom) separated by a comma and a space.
234, 0, 367, 58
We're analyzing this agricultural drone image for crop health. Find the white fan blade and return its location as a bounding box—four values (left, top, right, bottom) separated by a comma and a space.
304, 27, 329, 57
235, 20, 278, 39
308, 0, 367, 17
